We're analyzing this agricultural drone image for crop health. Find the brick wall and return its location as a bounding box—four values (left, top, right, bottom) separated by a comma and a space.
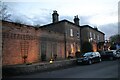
2, 21, 66, 66
2, 21, 40, 65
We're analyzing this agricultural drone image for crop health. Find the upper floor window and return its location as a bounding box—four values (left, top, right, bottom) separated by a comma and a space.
90, 32, 92, 38
70, 29, 73, 37
93, 33, 96, 39
97, 35, 100, 41
77, 31, 79, 38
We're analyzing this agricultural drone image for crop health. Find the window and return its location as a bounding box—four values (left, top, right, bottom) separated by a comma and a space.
41, 41, 47, 61
97, 35, 100, 41
77, 31, 79, 38
70, 29, 73, 37
93, 33, 96, 39
52, 43, 57, 60
90, 32, 92, 38
65, 30, 67, 36
71, 44, 74, 53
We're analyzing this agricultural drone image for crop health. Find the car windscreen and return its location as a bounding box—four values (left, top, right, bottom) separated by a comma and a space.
105, 51, 113, 55
116, 49, 120, 53
83, 52, 92, 56
99, 51, 105, 55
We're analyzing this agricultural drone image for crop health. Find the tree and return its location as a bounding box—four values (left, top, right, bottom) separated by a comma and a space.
0, 2, 11, 21
109, 34, 120, 43
34, 24, 41, 27
14, 18, 25, 24
109, 34, 120, 50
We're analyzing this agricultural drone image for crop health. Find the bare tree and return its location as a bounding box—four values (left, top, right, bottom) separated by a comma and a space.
14, 18, 25, 24
34, 24, 41, 27
0, 2, 11, 21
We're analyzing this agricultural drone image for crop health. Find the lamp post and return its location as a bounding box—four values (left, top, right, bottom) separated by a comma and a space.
80, 28, 82, 52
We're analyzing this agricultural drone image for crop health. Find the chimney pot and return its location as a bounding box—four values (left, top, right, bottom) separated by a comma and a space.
74, 15, 80, 26
52, 10, 59, 23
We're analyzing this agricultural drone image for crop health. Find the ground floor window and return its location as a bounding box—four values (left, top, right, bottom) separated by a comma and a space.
41, 41, 47, 61
52, 43, 57, 60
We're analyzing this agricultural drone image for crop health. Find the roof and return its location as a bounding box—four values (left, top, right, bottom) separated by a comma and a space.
40, 20, 104, 35
40, 19, 80, 28
2, 20, 105, 35
80, 25, 105, 35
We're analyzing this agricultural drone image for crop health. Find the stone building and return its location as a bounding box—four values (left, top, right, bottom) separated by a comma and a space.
2, 10, 104, 66
40, 11, 81, 59
80, 25, 105, 52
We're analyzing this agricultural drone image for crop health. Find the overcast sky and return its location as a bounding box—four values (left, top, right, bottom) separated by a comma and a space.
1, 0, 120, 39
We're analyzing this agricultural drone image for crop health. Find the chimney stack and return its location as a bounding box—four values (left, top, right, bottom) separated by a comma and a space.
74, 15, 79, 26
52, 10, 59, 23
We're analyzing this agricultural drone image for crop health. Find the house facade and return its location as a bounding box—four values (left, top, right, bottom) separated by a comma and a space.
40, 11, 81, 59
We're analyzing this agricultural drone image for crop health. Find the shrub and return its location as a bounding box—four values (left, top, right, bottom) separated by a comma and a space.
81, 41, 93, 53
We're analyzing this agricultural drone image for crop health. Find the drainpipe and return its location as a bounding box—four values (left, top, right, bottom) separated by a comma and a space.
80, 27, 82, 53
64, 31, 67, 58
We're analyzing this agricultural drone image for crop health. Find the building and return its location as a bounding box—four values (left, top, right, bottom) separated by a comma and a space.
80, 25, 105, 52
2, 10, 104, 66
40, 11, 81, 58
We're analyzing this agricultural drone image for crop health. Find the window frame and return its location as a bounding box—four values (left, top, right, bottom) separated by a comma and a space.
70, 28, 73, 37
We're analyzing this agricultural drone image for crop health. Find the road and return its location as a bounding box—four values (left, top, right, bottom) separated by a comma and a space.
11, 60, 119, 78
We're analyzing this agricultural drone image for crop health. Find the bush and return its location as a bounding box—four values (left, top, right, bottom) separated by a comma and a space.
75, 51, 81, 58
81, 41, 93, 53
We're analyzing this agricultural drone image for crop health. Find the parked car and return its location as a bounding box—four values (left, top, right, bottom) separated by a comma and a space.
116, 49, 120, 58
99, 50, 119, 60
76, 52, 101, 65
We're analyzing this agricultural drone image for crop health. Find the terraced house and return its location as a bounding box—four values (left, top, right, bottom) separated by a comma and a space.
2, 11, 105, 66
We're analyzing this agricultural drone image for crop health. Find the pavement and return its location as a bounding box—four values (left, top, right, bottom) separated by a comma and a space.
2, 58, 76, 77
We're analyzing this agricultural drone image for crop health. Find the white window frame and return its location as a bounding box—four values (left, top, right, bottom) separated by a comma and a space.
93, 33, 96, 39
97, 35, 100, 41
77, 31, 79, 38
70, 29, 73, 37
90, 32, 92, 38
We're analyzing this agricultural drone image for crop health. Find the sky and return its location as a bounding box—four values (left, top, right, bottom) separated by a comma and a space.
1, 0, 120, 39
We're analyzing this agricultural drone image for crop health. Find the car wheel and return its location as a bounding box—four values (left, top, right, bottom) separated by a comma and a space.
88, 60, 92, 65
109, 57, 113, 60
